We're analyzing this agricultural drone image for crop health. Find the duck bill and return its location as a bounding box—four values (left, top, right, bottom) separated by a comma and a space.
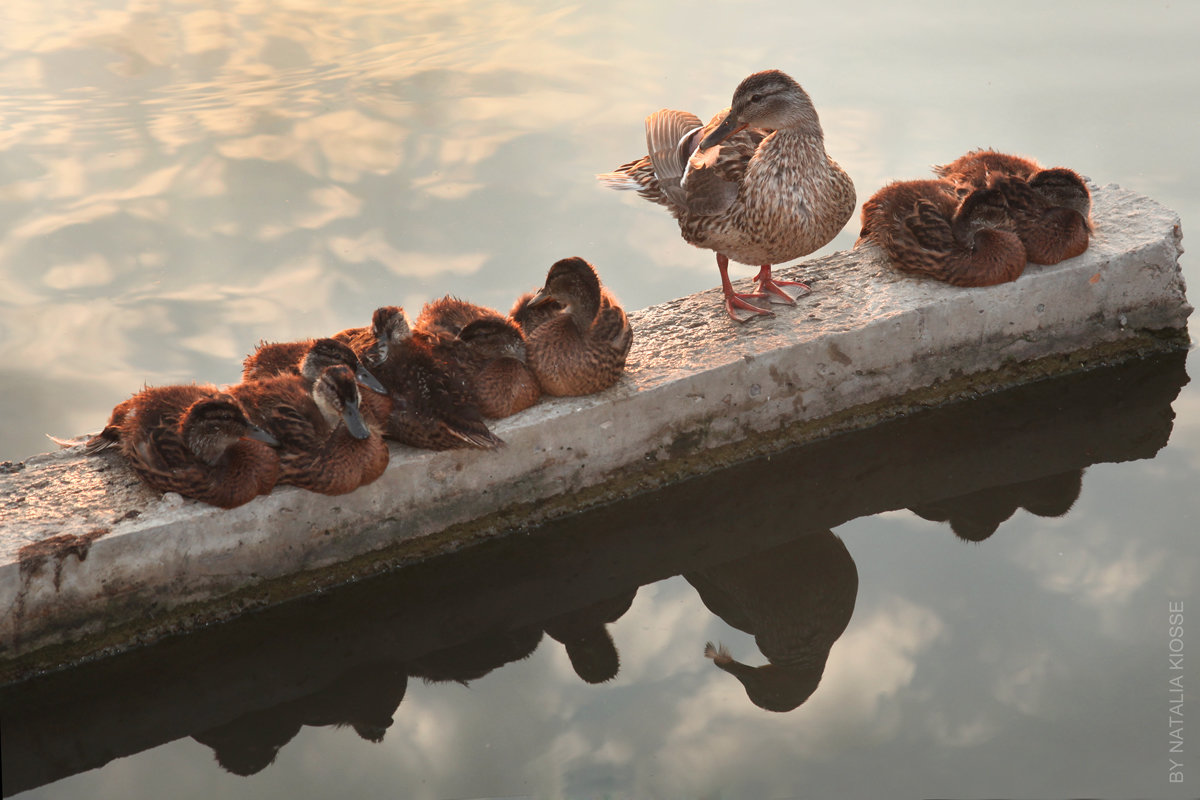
699, 115, 747, 150
355, 364, 387, 394
527, 287, 555, 308
340, 400, 372, 440
246, 424, 279, 447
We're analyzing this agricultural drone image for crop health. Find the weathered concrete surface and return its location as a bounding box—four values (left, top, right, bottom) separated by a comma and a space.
0, 183, 1190, 677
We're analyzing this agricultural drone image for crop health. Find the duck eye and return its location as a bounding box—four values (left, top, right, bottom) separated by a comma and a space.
750, 93, 763, 103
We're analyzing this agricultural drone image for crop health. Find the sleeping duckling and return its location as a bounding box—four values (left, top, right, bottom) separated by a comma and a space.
523, 257, 633, 396
230, 365, 389, 494
934, 149, 1092, 264
339, 306, 502, 450
86, 385, 279, 508
441, 317, 542, 418
858, 179, 1027, 286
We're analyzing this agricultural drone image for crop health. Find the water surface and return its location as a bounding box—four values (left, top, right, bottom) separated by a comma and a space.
1, 1, 1198, 798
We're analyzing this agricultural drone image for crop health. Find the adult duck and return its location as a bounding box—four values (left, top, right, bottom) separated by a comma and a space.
338, 306, 502, 450
857, 179, 1027, 286
86, 385, 279, 508
230, 365, 389, 495
523, 257, 633, 397
600, 69, 856, 322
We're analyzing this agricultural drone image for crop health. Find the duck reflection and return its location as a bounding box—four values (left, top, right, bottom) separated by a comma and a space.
191, 661, 406, 776
687, 530, 858, 712
543, 590, 638, 684
407, 625, 543, 685
910, 470, 1083, 542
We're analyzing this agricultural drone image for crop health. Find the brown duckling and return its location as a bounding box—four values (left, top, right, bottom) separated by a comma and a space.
858, 179, 1027, 286
230, 365, 389, 495
933, 148, 1040, 185
340, 306, 502, 450
440, 317, 542, 418
523, 257, 633, 397
414, 295, 507, 337
934, 149, 1092, 265
242, 337, 386, 394
86, 385, 280, 508
599, 69, 856, 322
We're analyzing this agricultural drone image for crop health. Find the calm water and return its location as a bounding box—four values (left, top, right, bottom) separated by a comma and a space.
2, 0, 1198, 798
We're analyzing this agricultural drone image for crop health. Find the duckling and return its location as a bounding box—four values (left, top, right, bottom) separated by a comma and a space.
414, 295, 507, 337
988, 169, 1092, 264
441, 317, 541, 418
340, 306, 502, 450
600, 69, 856, 322
242, 337, 386, 394
523, 257, 633, 397
858, 179, 1027, 286
933, 148, 1040, 185
934, 149, 1092, 264
86, 385, 279, 508
230, 365, 389, 494
509, 290, 564, 338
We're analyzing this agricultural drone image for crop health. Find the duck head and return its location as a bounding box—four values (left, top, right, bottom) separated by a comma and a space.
364, 306, 412, 367
700, 69, 821, 149
312, 365, 372, 440
528, 257, 603, 330
458, 317, 528, 362
182, 395, 278, 464
301, 338, 387, 394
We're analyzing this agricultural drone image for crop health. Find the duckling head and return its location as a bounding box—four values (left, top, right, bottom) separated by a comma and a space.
951, 187, 1016, 243
365, 306, 412, 367
182, 395, 277, 465
700, 69, 820, 149
1030, 168, 1093, 222
703, 641, 823, 713
458, 317, 528, 362
529, 257, 603, 330
301, 338, 386, 394
312, 365, 371, 440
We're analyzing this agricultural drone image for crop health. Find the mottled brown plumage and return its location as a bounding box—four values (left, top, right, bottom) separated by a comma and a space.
524, 258, 633, 397
858, 179, 1027, 286
241, 337, 386, 394
600, 69, 856, 322
86, 385, 279, 508
414, 296, 506, 337
230, 365, 389, 495
934, 149, 1092, 265
440, 318, 542, 418
339, 306, 502, 450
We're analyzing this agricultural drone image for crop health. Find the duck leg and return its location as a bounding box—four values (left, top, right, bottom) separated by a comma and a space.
754, 265, 811, 304
717, 254, 774, 323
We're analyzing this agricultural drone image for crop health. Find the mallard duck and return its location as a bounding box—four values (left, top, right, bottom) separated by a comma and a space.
230, 365, 389, 495
86, 385, 279, 508
599, 69, 856, 322
934, 149, 1092, 265
522, 257, 633, 396
857, 179, 1028, 286
338, 306, 502, 450
242, 337, 386, 394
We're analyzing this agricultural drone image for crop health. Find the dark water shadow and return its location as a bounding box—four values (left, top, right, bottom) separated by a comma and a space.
0, 350, 1187, 794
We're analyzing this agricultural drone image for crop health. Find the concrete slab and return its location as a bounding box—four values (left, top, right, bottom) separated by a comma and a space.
0, 183, 1190, 679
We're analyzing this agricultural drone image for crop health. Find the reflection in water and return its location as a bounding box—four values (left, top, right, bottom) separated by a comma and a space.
192, 661, 407, 776
691, 531, 858, 712
0, 352, 1189, 795
910, 470, 1083, 542
544, 590, 637, 685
